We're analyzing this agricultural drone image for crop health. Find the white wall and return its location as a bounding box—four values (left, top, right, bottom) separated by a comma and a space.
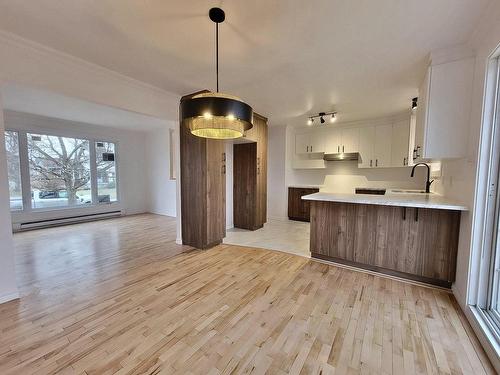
146, 124, 177, 217
5, 110, 150, 224
437, 1, 500, 310
0, 95, 18, 303
267, 125, 287, 220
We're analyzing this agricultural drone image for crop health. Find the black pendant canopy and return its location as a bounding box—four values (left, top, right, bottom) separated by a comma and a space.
180, 7, 253, 139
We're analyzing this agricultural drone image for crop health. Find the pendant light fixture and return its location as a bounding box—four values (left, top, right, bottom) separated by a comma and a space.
180, 7, 253, 139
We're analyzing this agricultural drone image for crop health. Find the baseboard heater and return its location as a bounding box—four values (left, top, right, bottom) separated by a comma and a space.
17, 210, 122, 231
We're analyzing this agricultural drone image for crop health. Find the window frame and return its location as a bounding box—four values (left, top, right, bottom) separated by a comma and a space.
5, 127, 120, 213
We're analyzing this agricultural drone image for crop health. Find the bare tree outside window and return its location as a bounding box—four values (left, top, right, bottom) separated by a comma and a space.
4, 131, 23, 210
28, 133, 91, 208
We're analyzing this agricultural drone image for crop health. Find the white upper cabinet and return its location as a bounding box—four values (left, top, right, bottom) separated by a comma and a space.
295, 133, 310, 154
358, 126, 375, 168
324, 129, 341, 153
391, 120, 410, 167
374, 124, 392, 167
295, 132, 325, 154
413, 57, 475, 161
340, 128, 359, 153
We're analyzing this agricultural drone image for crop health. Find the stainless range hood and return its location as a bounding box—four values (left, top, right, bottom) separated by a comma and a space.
323, 152, 359, 161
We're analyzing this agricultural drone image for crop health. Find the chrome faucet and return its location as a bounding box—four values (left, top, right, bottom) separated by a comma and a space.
410, 162, 434, 193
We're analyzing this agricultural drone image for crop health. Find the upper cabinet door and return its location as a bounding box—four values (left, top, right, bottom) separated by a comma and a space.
341, 128, 359, 153
324, 129, 341, 153
374, 124, 392, 167
413, 57, 474, 161
358, 126, 375, 168
391, 120, 410, 167
295, 133, 310, 154
309, 131, 325, 153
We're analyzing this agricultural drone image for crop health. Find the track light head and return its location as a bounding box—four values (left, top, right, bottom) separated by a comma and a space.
412, 97, 418, 110
330, 113, 336, 123
307, 118, 313, 126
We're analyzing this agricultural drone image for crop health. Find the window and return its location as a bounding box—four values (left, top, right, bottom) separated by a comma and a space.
4, 131, 23, 211
28, 133, 91, 209
473, 53, 500, 349
4, 129, 119, 213
95, 141, 117, 203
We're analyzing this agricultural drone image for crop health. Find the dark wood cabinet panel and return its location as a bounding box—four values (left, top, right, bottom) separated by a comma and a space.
310, 201, 461, 287
233, 113, 268, 230
180, 91, 226, 249
288, 187, 319, 222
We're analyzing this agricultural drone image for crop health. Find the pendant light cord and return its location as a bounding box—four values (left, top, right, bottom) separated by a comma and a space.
216, 22, 219, 92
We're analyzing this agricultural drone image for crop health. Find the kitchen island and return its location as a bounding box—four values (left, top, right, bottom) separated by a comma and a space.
303, 191, 467, 287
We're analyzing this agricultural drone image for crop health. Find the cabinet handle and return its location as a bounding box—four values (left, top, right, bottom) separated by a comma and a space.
403, 157, 406, 166
306, 145, 309, 153
370, 159, 372, 167
338, 145, 340, 153
412, 149, 417, 160
222, 165, 226, 175
402, 207, 406, 220
311, 145, 313, 152
222, 152, 226, 162
416, 146, 421, 158
414, 208, 419, 222
257, 167, 260, 175
342, 145, 345, 153
375, 159, 378, 167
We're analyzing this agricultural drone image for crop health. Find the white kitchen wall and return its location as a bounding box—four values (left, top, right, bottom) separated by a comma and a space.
146, 124, 177, 217
0, 96, 18, 304
437, 2, 500, 310
5, 110, 151, 225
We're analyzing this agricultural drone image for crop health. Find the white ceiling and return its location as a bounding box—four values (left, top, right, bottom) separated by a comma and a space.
1, 84, 169, 131
0, 0, 490, 126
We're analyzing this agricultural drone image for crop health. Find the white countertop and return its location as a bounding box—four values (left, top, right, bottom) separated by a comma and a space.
302, 192, 468, 211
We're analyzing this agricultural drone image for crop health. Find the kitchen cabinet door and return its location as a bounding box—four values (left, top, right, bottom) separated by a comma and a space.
295, 133, 310, 154
374, 124, 392, 167
391, 120, 410, 167
309, 131, 325, 153
324, 129, 341, 153
341, 128, 359, 153
358, 126, 375, 168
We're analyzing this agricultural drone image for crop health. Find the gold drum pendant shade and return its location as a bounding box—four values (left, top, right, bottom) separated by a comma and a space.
181, 92, 253, 140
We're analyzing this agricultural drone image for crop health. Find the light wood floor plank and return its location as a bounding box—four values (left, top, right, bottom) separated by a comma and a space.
0, 214, 494, 374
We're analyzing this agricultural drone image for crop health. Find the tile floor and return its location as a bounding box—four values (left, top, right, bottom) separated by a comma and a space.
224, 219, 310, 257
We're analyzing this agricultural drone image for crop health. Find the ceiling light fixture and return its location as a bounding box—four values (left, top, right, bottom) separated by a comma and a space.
180, 7, 253, 139
307, 111, 338, 126
411, 97, 418, 110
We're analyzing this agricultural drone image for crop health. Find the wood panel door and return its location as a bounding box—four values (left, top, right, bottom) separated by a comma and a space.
233, 142, 257, 230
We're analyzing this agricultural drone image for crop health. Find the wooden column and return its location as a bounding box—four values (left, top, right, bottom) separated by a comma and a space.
180, 92, 226, 249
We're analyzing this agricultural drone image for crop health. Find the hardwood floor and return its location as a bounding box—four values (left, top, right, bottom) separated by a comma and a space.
0, 214, 494, 374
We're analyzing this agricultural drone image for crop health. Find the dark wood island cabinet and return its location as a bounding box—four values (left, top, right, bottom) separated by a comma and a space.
307, 197, 465, 288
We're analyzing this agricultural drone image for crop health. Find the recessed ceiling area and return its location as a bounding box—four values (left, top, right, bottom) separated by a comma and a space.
0, 0, 490, 125
1, 84, 169, 130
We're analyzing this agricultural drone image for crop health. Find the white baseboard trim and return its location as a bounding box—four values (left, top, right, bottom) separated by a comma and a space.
0, 291, 20, 304
267, 215, 289, 222
175, 237, 182, 245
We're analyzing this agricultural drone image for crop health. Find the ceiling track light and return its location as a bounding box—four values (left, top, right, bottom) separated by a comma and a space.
411, 97, 418, 110
307, 111, 337, 126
